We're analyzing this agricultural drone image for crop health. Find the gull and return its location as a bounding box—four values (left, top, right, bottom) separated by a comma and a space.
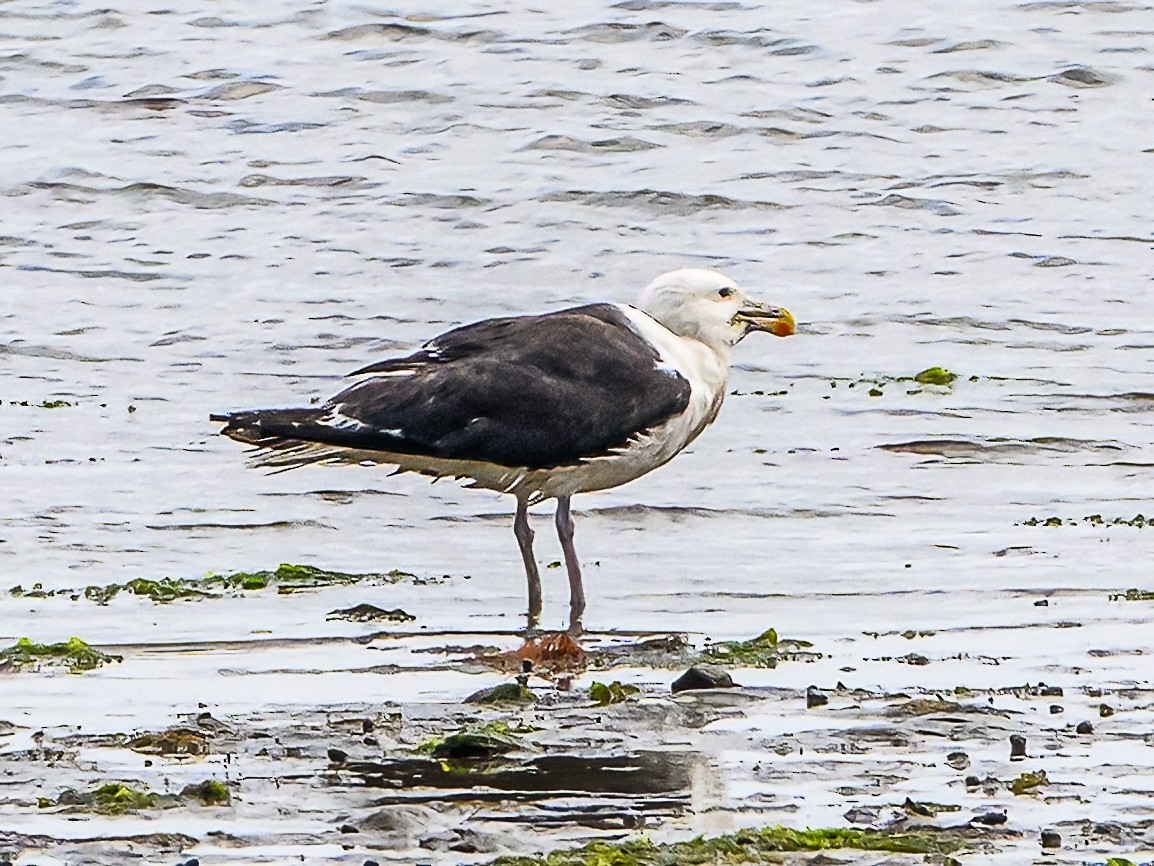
212, 268, 794, 631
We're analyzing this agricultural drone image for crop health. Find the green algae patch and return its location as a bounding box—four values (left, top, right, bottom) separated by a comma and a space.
589, 680, 641, 705
489, 824, 965, 865
67, 562, 447, 606
40, 782, 158, 814
1011, 769, 1048, 795
84, 577, 217, 604
3, 399, 74, 408
914, 366, 958, 386
843, 368, 963, 396
0, 637, 122, 673
700, 628, 817, 668
1026, 513, 1153, 529
181, 779, 231, 806
1112, 588, 1154, 601
214, 562, 420, 593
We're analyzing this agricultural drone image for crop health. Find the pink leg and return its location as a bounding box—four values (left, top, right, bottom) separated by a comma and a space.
555, 495, 585, 633
514, 495, 542, 626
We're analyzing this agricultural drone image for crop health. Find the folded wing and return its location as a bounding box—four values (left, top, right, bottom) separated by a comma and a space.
214, 304, 692, 471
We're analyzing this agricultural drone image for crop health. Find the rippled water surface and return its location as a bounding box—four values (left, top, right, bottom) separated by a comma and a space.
2, 0, 1154, 863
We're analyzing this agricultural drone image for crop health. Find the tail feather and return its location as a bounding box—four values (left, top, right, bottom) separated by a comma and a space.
212, 408, 413, 472
212, 408, 330, 447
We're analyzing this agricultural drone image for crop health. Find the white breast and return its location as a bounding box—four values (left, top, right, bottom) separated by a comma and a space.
521, 304, 732, 500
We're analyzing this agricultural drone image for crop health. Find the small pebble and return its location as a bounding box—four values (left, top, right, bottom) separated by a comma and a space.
1040, 685, 1063, 697
363, 861, 380, 866
1009, 733, 1027, 759
1099, 703, 1115, 717
363, 735, 379, 746
1049, 704, 1063, 714
362, 718, 374, 734
327, 747, 348, 765
964, 774, 981, 788
338, 823, 359, 834
1040, 829, 1061, 849
1076, 720, 1094, 735
806, 686, 828, 708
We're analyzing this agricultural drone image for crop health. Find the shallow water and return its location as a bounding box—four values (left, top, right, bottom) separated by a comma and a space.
2, 0, 1154, 863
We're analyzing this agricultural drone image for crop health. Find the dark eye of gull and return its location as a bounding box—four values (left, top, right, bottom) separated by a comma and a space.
717, 287, 734, 298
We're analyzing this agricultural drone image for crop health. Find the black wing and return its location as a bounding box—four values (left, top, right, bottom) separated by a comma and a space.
216, 304, 692, 470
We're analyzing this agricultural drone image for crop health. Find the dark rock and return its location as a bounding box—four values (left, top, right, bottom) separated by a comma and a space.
338, 824, 359, 834
1049, 704, 1063, 714
1040, 828, 1061, 848
327, 747, 348, 765
1009, 733, 1027, 759
972, 810, 1007, 826
844, 806, 879, 824
362, 718, 374, 733
419, 830, 458, 851
363, 736, 379, 746
430, 729, 521, 759
1099, 703, 1115, 717
1076, 720, 1094, 735
964, 774, 981, 788
903, 797, 934, 817
946, 750, 969, 770
896, 652, 930, 666
360, 805, 436, 833
806, 686, 828, 708
1039, 685, 1063, 697
463, 682, 536, 704
671, 665, 736, 693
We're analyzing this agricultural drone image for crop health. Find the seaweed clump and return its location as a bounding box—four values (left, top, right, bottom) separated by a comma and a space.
913, 366, 958, 386
589, 680, 640, 705
1112, 588, 1154, 601
181, 779, 231, 806
489, 824, 964, 865
700, 628, 817, 668
0, 637, 121, 673
1010, 769, 1048, 795
62, 562, 445, 605
40, 782, 157, 814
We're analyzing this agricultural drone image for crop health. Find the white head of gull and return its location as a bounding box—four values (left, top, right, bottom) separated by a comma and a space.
213, 268, 795, 633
